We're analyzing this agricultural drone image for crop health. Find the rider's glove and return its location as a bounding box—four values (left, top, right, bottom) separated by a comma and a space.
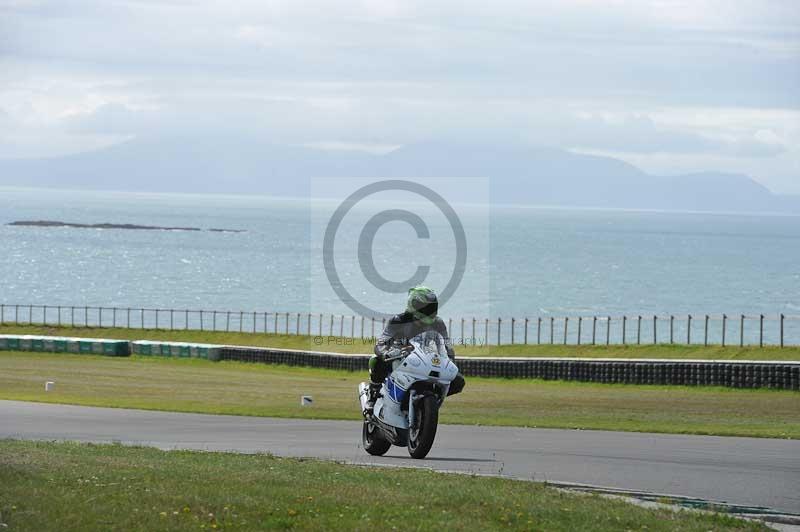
384, 345, 413, 361
383, 347, 403, 360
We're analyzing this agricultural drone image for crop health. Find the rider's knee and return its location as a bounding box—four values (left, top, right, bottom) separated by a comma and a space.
369, 355, 388, 384
448, 373, 465, 396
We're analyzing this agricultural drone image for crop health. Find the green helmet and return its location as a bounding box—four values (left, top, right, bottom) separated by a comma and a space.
406, 286, 438, 325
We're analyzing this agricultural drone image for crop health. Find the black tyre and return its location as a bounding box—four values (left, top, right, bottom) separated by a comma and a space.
408, 395, 439, 459
362, 421, 391, 456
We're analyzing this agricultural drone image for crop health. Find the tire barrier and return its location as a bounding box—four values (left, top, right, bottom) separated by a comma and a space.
221, 347, 369, 372
0, 334, 130, 356
2, 335, 797, 389
220, 347, 800, 390
131, 340, 221, 361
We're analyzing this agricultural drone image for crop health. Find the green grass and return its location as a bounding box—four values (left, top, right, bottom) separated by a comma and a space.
0, 440, 765, 531
1, 351, 798, 438
3, 324, 799, 360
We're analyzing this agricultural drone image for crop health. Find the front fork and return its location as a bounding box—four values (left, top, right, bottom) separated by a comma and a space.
407, 390, 417, 429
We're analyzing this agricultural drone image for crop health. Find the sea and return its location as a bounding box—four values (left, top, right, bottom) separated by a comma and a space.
2, 186, 798, 344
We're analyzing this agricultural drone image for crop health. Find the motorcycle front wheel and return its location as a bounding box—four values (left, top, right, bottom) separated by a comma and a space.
362, 421, 391, 456
408, 395, 439, 459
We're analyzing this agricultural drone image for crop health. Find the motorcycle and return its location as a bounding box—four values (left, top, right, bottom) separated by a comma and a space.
358, 330, 459, 459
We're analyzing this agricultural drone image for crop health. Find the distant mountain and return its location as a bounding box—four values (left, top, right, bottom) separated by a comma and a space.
0, 135, 796, 213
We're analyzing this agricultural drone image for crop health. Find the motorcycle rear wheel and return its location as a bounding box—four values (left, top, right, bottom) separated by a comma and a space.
408, 395, 438, 459
362, 421, 391, 456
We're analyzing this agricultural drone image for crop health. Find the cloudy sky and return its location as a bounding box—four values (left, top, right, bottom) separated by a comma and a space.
1, 0, 799, 192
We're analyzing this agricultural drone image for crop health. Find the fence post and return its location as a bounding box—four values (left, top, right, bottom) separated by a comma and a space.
15, 304, 19, 325
759, 314, 764, 347
704, 314, 709, 346
29, 305, 33, 325
99, 307, 103, 328
199, 310, 204, 331
780, 313, 785, 348
298, 313, 302, 335
740, 314, 744, 347
226, 311, 231, 332
257, 312, 261, 334
0, 304, 3, 325
636, 315, 641, 345
524, 317, 529, 345
511, 317, 515, 345
371, 317, 375, 338
537, 317, 542, 344
140, 308, 144, 329
622, 316, 627, 345
155, 309, 159, 330
461, 318, 465, 345
591, 316, 596, 345
329, 314, 334, 335
497, 318, 502, 346
550, 317, 554, 344
653, 315, 657, 344
606, 316, 611, 345
58, 306, 62, 327
43, 305, 47, 325
484, 318, 489, 346
360, 316, 365, 339
127, 308, 131, 328
339, 315, 344, 337
320, 314, 324, 337
309, 314, 313, 336
687, 315, 691, 344
721, 314, 727, 347
170, 309, 174, 330
472, 318, 477, 346
563, 317, 568, 345
576, 317, 581, 345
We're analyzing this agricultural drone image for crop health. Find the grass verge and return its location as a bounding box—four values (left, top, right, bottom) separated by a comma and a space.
2, 324, 798, 360
1, 351, 797, 438
0, 440, 766, 531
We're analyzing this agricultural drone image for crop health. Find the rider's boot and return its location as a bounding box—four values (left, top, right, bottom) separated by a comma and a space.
365, 382, 382, 415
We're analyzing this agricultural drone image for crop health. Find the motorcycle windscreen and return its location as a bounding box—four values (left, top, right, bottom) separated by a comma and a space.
409, 330, 448, 357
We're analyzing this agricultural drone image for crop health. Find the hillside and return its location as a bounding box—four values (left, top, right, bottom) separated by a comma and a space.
0, 136, 795, 213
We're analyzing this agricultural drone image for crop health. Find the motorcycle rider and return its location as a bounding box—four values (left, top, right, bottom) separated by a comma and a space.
366, 286, 466, 412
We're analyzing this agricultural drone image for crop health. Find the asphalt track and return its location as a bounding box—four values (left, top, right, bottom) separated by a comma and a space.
1, 400, 798, 514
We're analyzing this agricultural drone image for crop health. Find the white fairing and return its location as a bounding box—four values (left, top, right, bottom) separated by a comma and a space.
370, 330, 458, 430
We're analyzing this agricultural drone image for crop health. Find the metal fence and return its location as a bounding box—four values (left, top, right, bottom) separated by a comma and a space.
2, 303, 798, 347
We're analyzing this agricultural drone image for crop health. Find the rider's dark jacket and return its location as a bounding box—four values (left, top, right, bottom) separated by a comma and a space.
374, 311, 455, 359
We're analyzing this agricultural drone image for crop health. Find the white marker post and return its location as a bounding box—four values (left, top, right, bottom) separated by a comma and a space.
300, 395, 313, 406
45, 381, 55, 392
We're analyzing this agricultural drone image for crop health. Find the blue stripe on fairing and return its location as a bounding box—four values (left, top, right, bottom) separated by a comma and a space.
385, 377, 406, 403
